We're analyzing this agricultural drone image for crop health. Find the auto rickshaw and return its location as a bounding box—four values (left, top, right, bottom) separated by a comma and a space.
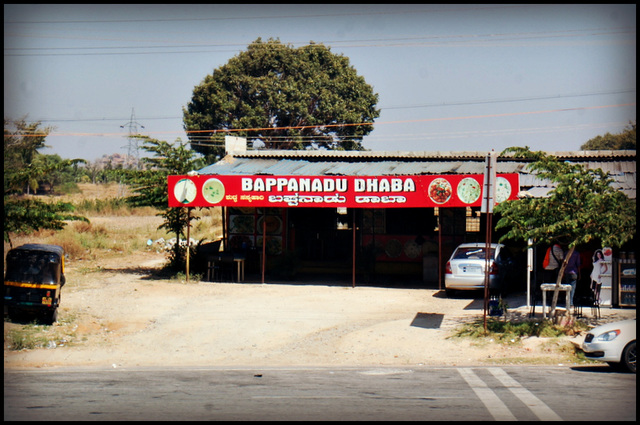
4, 244, 66, 324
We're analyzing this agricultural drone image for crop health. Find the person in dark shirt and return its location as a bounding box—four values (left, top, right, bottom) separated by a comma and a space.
564, 248, 581, 308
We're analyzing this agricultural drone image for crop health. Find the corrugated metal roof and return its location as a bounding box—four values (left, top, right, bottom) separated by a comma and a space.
496, 162, 527, 173
228, 149, 636, 161
584, 161, 637, 174
197, 150, 636, 198
454, 162, 484, 174
257, 159, 305, 175
519, 187, 553, 198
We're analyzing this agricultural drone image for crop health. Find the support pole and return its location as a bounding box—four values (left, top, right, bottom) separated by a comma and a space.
221, 206, 227, 250
261, 213, 266, 284
186, 207, 191, 283
483, 212, 493, 331
527, 239, 533, 309
438, 213, 442, 291
352, 211, 356, 288
482, 150, 497, 332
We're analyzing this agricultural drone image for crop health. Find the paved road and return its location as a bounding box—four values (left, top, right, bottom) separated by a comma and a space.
4, 365, 635, 421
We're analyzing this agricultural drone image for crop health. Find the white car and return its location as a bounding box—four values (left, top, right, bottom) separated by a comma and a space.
582, 318, 636, 373
444, 243, 514, 296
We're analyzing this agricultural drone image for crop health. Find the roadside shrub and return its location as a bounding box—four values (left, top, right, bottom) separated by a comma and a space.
128, 206, 161, 216
57, 181, 82, 195
5, 313, 78, 350
56, 237, 86, 259
6, 326, 50, 350
171, 271, 203, 283
451, 318, 589, 343
73, 221, 108, 237
163, 242, 199, 273
74, 198, 131, 215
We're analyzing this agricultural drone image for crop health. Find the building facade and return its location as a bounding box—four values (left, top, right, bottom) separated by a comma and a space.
169, 147, 636, 304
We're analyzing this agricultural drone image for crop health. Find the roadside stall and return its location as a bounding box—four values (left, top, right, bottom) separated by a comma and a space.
168, 162, 519, 286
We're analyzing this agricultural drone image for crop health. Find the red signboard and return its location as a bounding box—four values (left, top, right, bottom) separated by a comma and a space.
168, 174, 519, 208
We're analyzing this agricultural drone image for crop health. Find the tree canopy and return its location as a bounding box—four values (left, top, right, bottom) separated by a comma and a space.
183, 38, 380, 160
494, 147, 635, 249
494, 146, 636, 317
580, 121, 636, 150
4, 118, 87, 247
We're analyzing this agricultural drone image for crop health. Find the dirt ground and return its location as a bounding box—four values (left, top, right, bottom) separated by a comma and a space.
5, 243, 636, 370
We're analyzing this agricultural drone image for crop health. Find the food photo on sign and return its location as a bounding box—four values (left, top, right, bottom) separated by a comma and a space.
456, 177, 482, 204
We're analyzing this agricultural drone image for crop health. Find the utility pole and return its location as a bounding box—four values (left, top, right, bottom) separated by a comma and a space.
482, 150, 497, 332
120, 108, 145, 169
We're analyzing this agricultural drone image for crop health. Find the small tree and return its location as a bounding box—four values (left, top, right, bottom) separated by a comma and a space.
4, 119, 87, 247
128, 137, 206, 270
494, 147, 636, 319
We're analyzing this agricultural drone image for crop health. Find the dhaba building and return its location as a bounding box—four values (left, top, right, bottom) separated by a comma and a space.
168, 139, 636, 296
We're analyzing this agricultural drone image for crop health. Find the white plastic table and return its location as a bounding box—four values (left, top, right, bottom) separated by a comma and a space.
540, 283, 572, 318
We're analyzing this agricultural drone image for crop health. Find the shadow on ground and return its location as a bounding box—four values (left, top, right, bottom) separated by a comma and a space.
410, 313, 445, 329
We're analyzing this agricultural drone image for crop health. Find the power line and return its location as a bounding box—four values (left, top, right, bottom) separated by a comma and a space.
382, 89, 636, 110
8, 103, 635, 138
34, 116, 178, 123
5, 27, 635, 57
6, 26, 634, 51
25, 89, 635, 124
3, 5, 531, 25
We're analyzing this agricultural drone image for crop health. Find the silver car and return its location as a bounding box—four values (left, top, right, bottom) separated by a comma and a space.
582, 318, 636, 373
444, 243, 513, 296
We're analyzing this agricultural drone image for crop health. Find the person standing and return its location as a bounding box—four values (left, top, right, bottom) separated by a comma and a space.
543, 243, 564, 283
564, 248, 581, 308
589, 249, 608, 303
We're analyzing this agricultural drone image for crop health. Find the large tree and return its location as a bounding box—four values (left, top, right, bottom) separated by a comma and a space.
494, 147, 636, 319
183, 38, 380, 159
580, 121, 636, 150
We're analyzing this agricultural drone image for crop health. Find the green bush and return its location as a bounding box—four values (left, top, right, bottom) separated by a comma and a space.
451, 318, 589, 343
6, 326, 50, 350
74, 198, 130, 215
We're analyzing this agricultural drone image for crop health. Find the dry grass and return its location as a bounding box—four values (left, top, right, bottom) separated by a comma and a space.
4, 183, 223, 262
61, 182, 130, 201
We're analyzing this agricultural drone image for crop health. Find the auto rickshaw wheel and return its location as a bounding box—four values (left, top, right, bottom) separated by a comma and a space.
7, 308, 22, 322
43, 308, 58, 325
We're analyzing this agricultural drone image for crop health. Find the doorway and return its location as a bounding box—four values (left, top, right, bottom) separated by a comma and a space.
288, 208, 354, 273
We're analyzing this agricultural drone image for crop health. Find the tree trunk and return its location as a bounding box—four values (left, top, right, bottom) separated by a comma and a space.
549, 245, 574, 320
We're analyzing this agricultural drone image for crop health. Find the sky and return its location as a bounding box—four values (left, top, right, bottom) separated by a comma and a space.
4, 4, 636, 162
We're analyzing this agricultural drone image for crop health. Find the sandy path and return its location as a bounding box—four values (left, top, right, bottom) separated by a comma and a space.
4, 251, 635, 369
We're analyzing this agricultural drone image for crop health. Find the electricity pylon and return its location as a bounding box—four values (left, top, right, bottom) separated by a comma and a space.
120, 108, 145, 169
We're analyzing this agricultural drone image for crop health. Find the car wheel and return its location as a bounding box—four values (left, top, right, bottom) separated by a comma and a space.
622, 341, 636, 374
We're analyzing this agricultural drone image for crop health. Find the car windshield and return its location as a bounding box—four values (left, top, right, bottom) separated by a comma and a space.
5, 251, 60, 284
453, 247, 496, 260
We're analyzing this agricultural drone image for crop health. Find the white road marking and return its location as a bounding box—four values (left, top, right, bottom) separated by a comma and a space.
458, 368, 517, 421
488, 368, 563, 421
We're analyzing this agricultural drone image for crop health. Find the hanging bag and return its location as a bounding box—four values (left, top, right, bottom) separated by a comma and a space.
543, 245, 562, 270
543, 247, 552, 270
